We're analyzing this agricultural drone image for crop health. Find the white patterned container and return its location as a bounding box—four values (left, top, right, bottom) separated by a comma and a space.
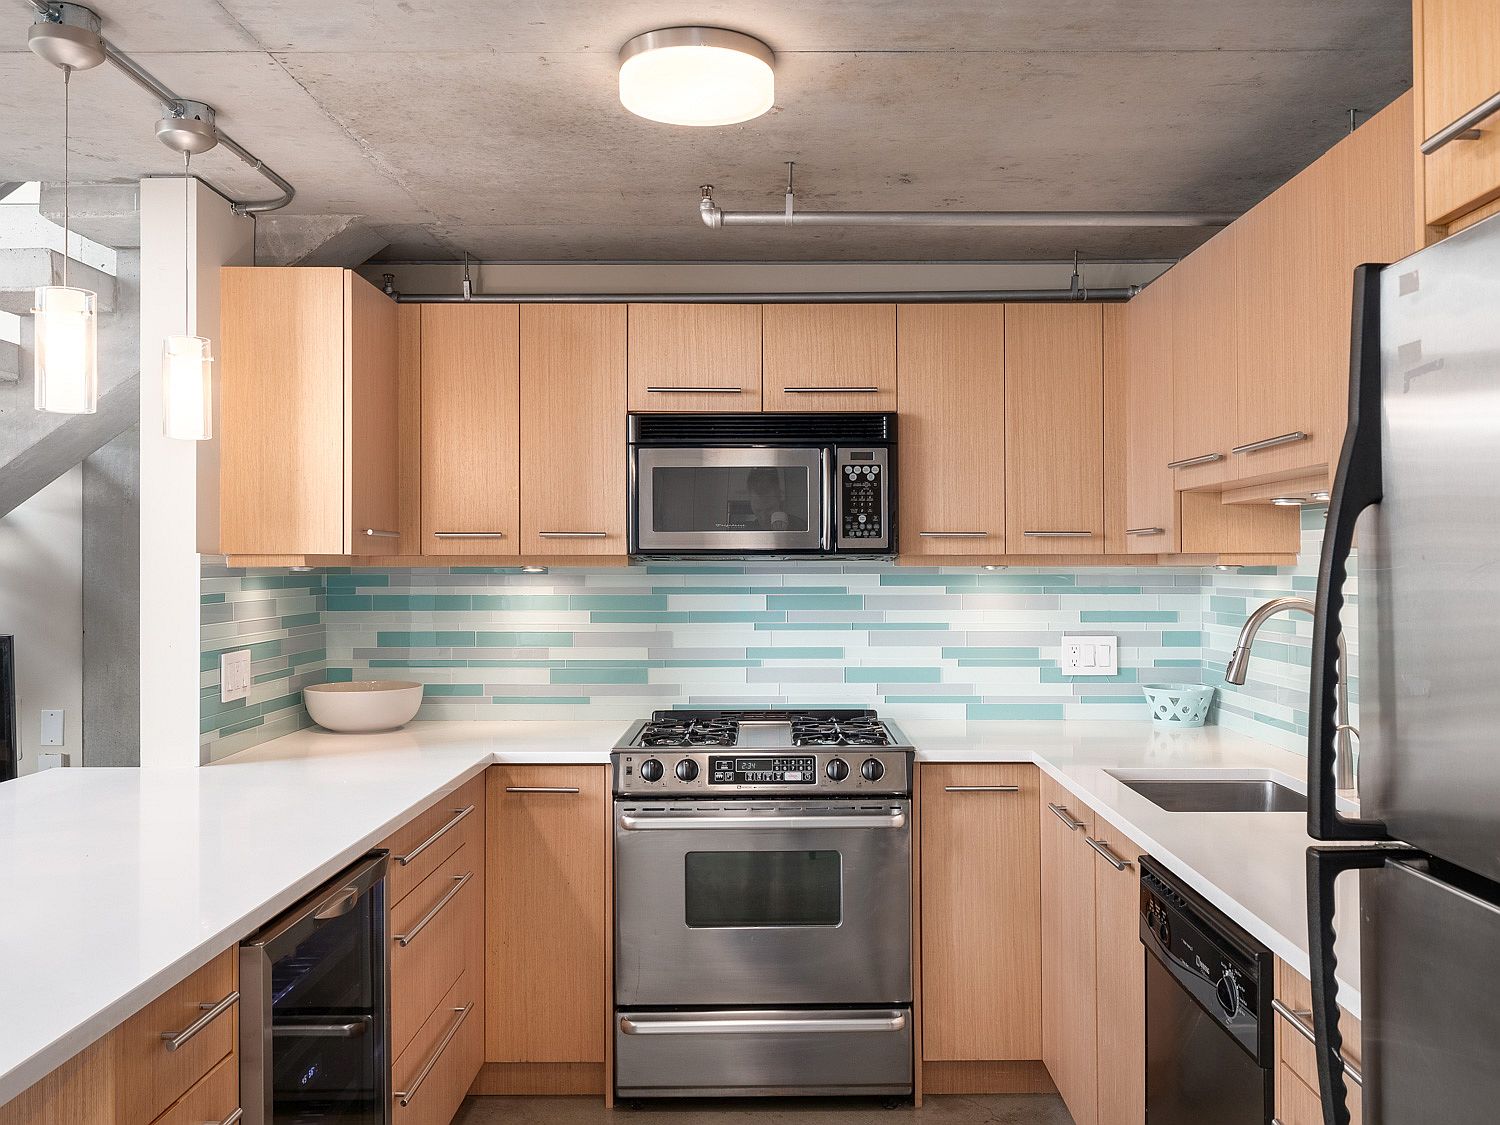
1141, 684, 1215, 727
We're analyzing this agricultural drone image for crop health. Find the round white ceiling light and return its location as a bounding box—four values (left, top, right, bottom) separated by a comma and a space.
618, 27, 775, 127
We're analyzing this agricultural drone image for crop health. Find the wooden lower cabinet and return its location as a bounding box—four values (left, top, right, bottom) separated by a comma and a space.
919, 763, 1042, 1062
1275, 959, 1363, 1125
1090, 814, 1146, 1125
393, 969, 485, 1125
1041, 775, 1100, 1125
482, 765, 609, 1090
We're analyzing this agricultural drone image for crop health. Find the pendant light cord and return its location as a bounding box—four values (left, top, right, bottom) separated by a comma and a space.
62, 64, 70, 288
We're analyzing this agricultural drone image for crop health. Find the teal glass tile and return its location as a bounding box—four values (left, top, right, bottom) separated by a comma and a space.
469, 594, 571, 610
280, 612, 319, 628
1161, 631, 1203, 647
425, 683, 483, 696
326, 573, 389, 589
746, 647, 844, 659
955, 658, 1049, 667
371, 594, 474, 611
375, 631, 476, 647
845, 667, 941, 683
1079, 611, 1179, 623
491, 696, 591, 705
590, 611, 691, 623
551, 668, 650, 684
688, 611, 787, 623
201, 593, 225, 604
326, 595, 372, 612
1042, 667, 1138, 683
1152, 659, 1200, 668
965, 703, 1067, 720
1054, 586, 1142, 595
878, 573, 977, 587
248, 640, 283, 660
217, 715, 267, 737
370, 658, 469, 668
1209, 596, 1246, 614
569, 595, 670, 611
289, 648, 326, 667
882, 694, 982, 704
766, 595, 864, 610
324, 667, 354, 683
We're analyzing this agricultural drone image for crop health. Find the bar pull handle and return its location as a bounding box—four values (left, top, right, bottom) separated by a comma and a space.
918, 531, 990, 538
362, 528, 400, 538
1084, 836, 1131, 871
397, 804, 475, 866
273, 1019, 369, 1039
1126, 527, 1165, 536
162, 991, 239, 1052
1271, 998, 1362, 1087
782, 386, 880, 394
537, 531, 608, 538
1167, 452, 1223, 470
943, 785, 1020, 793
433, 531, 506, 539
1023, 530, 1093, 538
1421, 89, 1500, 154
207, 1111, 244, 1125
1047, 802, 1085, 831
394, 872, 472, 947
505, 786, 581, 794
312, 887, 359, 922
1232, 430, 1309, 456
646, 386, 743, 394
395, 1003, 473, 1108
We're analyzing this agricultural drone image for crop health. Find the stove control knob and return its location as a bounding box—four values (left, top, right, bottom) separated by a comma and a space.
860, 757, 885, 782
826, 757, 850, 782
675, 758, 699, 782
1215, 967, 1242, 1019
639, 758, 664, 783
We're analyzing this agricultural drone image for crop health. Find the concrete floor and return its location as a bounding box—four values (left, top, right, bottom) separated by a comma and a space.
454, 1095, 1074, 1124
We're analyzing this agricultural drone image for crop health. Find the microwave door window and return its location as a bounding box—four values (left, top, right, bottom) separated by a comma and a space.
651, 465, 812, 535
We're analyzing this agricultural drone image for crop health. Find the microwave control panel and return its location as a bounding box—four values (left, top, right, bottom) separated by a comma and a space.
835, 447, 890, 550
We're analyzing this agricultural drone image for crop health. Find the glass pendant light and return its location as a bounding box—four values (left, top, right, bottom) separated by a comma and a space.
161, 152, 212, 440
33, 65, 99, 415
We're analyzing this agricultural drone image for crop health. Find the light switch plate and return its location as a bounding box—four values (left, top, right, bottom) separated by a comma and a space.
1062, 635, 1119, 677
40, 709, 63, 746
221, 649, 251, 702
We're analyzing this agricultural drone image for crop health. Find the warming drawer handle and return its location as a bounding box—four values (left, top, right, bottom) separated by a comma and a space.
395, 1003, 473, 1108
537, 531, 609, 539
433, 531, 506, 539
161, 991, 239, 1052
617, 810, 907, 831
1084, 836, 1131, 871
1271, 998, 1362, 1087
1046, 802, 1085, 831
619, 1012, 908, 1035
1422, 89, 1500, 154
943, 785, 1020, 793
1231, 431, 1309, 456
397, 804, 475, 867
1023, 530, 1093, 538
394, 872, 472, 947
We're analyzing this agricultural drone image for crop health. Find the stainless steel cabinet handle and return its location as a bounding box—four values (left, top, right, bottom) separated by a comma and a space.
161, 991, 239, 1052
619, 810, 907, 831
505, 786, 581, 794
1231, 431, 1309, 456
646, 386, 742, 394
1085, 836, 1131, 871
619, 1012, 907, 1035
312, 887, 360, 922
433, 531, 505, 539
1126, 527, 1165, 536
397, 804, 474, 866
273, 1019, 369, 1039
919, 531, 990, 538
1047, 802, 1085, 831
395, 1003, 473, 1108
1422, 89, 1500, 154
362, 528, 399, 538
394, 872, 472, 947
1024, 530, 1093, 538
1272, 998, 1362, 1086
782, 386, 880, 394
943, 785, 1020, 793
1167, 452, 1224, 470
208, 1111, 244, 1125
537, 531, 608, 538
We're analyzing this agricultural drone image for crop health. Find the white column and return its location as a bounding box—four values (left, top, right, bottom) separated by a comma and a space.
138, 178, 253, 767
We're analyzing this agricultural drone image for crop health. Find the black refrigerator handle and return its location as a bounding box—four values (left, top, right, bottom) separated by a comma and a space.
1309, 264, 1390, 842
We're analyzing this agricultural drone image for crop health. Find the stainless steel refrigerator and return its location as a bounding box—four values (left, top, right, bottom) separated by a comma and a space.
1307, 212, 1500, 1124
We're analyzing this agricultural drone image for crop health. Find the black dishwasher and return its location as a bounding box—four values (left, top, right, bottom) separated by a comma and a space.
1140, 856, 1274, 1125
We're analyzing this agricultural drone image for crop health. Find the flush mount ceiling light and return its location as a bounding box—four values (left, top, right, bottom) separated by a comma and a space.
618, 27, 774, 127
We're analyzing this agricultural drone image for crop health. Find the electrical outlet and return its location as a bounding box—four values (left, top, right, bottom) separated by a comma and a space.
1062, 635, 1119, 677
221, 649, 251, 702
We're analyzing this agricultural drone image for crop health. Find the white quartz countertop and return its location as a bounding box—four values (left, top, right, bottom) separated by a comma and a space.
0, 717, 1357, 1108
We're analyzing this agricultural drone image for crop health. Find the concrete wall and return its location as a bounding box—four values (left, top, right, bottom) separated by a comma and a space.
0, 467, 84, 774
83, 426, 140, 766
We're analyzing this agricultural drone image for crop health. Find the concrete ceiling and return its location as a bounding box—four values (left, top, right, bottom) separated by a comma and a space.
0, 0, 1412, 264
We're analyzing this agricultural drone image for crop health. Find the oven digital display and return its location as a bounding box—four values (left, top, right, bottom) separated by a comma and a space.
709, 756, 818, 784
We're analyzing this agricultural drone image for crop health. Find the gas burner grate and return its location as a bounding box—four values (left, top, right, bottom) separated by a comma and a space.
790, 715, 894, 747
638, 717, 738, 748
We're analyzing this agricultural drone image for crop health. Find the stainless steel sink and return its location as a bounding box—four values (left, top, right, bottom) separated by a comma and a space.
1112, 775, 1308, 813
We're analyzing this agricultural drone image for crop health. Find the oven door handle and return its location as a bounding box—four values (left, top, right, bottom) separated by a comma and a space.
619, 1011, 908, 1035
617, 809, 907, 831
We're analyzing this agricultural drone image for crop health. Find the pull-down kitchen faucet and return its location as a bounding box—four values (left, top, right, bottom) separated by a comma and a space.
1224, 596, 1358, 791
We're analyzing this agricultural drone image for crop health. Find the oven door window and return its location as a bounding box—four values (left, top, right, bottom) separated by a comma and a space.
635, 447, 827, 552
684, 850, 842, 928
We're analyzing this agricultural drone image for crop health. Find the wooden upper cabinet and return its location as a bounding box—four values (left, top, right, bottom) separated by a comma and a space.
1040, 775, 1098, 1125
896, 304, 1005, 555
627, 304, 762, 411
762, 304, 896, 411
1418, 0, 1500, 228
220, 267, 398, 556
1004, 303, 1104, 554
1122, 281, 1179, 553
519, 305, 628, 555
419, 303, 520, 556
1092, 814, 1146, 1125
919, 763, 1041, 1062
1169, 233, 1239, 490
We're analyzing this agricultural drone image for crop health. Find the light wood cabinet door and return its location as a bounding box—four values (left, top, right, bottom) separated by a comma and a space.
1091, 814, 1146, 1125
1004, 303, 1104, 554
1169, 234, 1239, 490
1040, 774, 1098, 1125
419, 303, 520, 556
762, 304, 897, 411
897, 304, 1006, 555
346, 272, 401, 555
1419, 0, 1500, 226
486, 766, 608, 1063
919, 763, 1041, 1061
1122, 281, 1179, 553
519, 305, 628, 556
627, 304, 762, 411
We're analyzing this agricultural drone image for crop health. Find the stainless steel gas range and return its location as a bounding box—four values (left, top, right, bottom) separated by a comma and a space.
611, 709, 915, 1100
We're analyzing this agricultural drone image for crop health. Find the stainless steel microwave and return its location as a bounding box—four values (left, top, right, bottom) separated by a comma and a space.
628, 413, 897, 557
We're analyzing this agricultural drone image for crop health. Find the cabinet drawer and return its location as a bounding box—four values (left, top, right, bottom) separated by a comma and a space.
1275, 1069, 1362, 1125
391, 840, 482, 1058
150, 1051, 238, 1125
384, 775, 483, 909
117, 948, 238, 1124
393, 970, 483, 1125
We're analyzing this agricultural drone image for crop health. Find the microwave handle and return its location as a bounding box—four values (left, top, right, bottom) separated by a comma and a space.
822, 447, 835, 552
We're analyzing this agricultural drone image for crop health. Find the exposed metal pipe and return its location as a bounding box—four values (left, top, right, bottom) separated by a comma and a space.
393, 287, 1138, 304
26, 0, 295, 214
699, 185, 1234, 230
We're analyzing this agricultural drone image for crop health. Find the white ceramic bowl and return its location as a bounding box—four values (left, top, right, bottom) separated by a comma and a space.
304, 680, 424, 733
